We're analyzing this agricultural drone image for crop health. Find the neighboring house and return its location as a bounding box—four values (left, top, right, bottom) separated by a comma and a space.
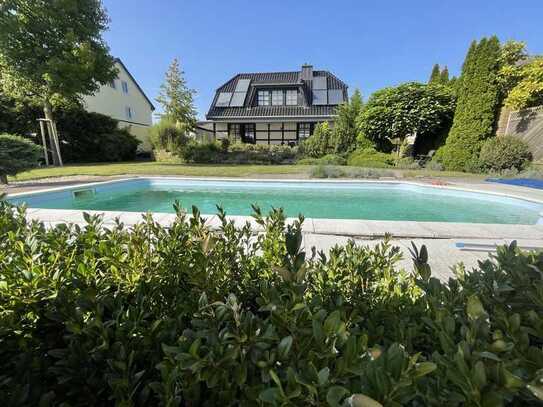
82, 58, 155, 151
200, 64, 348, 145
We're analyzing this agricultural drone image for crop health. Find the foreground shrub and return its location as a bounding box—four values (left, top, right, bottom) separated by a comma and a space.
1, 202, 543, 406
479, 136, 532, 172
0, 133, 41, 184
347, 148, 395, 168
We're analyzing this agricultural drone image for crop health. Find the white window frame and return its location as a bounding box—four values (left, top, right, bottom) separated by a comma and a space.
122, 81, 129, 94
125, 106, 133, 119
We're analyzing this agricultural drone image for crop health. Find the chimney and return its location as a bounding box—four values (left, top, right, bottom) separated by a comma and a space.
300, 64, 313, 81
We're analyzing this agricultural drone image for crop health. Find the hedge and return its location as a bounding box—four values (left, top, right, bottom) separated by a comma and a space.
1, 201, 542, 405
182, 141, 297, 164
0, 133, 41, 183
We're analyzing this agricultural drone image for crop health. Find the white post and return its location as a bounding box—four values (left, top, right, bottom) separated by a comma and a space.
38, 120, 50, 166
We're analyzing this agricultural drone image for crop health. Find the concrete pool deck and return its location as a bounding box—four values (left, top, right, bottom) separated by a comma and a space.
5, 175, 543, 280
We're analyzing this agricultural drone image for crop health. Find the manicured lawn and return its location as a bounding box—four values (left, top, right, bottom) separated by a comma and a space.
11, 162, 310, 181
9, 161, 486, 182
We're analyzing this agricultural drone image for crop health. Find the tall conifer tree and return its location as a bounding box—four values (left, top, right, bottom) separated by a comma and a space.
332, 89, 363, 154
428, 64, 441, 84
156, 58, 196, 128
439, 66, 450, 84
439, 37, 501, 171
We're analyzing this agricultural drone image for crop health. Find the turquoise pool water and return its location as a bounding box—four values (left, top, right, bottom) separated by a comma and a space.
9, 178, 543, 224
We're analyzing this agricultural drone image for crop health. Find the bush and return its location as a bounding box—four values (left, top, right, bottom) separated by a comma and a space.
299, 122, 334, 158
1, 202, 543, 405
479, 136, 532, 172
424, 160, 444, 171
55, 109, 140, 162
181, 141, 297, 164
0, 133, 41, 183
150, 118, 190, 152
182, 140, 223, 163
297, 154, 347, 166
347, 148, 395, 168
309, 165, 394, 179
394, 157, 421, 170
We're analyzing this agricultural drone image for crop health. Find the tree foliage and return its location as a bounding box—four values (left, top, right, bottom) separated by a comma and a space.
0, 0, 117, 111
330, 89, 363, 154
156, 58, 197, 128
357, 82, 455, 152
0, 133, 41, 183
429, 64, 441, 84
0, 91, 41, 136
429, 64, 451, 86
439, 37, 501, 171
503, 58, 543, 109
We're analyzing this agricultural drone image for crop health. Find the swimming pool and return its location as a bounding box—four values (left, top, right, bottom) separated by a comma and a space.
8, 178, 543, 224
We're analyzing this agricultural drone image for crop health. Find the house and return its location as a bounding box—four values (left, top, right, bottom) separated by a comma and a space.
82, 58, 155, 151
201, 64, 348, 145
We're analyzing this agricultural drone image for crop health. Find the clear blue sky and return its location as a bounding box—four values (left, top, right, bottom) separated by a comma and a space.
102, 0, 543, 120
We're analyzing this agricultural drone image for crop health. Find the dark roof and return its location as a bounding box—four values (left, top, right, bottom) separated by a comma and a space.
115, 58, 155, 111
206, 69, 348, 120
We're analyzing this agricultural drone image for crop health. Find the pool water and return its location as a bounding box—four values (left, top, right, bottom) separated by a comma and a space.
9, 178, 543, 224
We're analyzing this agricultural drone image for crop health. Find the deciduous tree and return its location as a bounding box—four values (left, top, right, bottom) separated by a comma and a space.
357, 82, 455, 152
0, 0, 117, 164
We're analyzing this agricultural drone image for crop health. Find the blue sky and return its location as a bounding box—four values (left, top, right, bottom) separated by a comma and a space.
102, 0, 543, 120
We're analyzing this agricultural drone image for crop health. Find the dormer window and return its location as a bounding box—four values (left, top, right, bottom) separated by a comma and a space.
286, 90, 297, 105
257, 90, 270, 106
258, 89, 298, 106
272, 90, 283, 106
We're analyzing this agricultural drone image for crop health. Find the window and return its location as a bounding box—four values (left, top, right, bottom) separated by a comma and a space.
109, 80, 116, 89
244, 124, 256, 144
312, 76, 328, 105
257, 90, 270, 106
122, 81, 129, 94
272, 90, 283, 106
228, 123, 241, 142
286, 90, 297, 105
297, 123, 311, 140
125, 106, 133, 119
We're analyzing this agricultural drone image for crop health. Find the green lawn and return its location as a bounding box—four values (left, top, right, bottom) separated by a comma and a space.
10, 161, 485, 182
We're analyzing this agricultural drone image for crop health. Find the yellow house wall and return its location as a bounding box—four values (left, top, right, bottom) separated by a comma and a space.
82, 60, 154, 152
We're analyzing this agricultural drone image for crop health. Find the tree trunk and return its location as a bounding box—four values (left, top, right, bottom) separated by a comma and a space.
43, 100, 62, 166
0, 174, 8, 185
